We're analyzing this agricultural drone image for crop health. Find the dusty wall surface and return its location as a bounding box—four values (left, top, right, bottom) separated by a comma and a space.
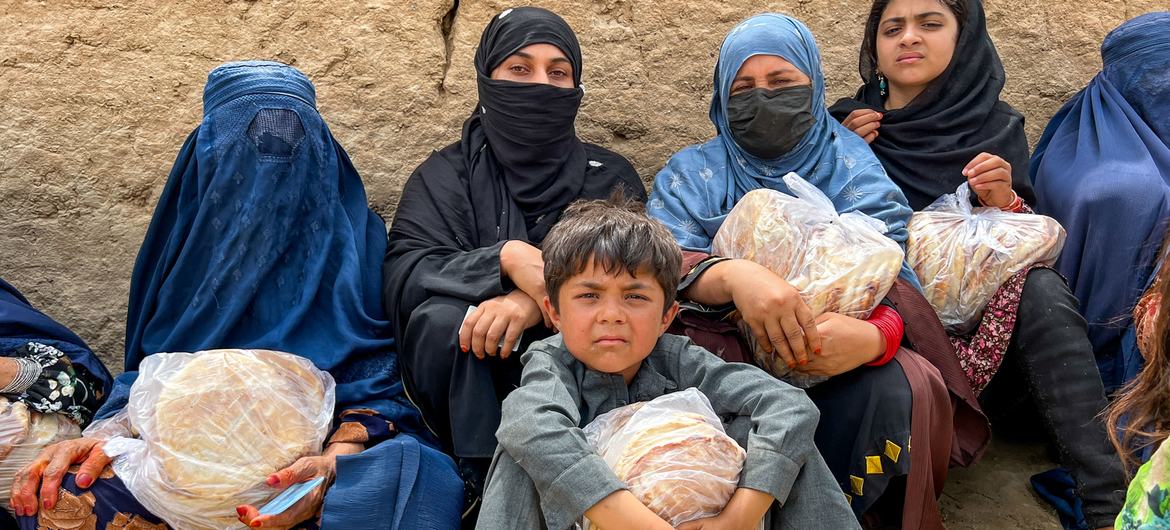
0, 0, 1164, 369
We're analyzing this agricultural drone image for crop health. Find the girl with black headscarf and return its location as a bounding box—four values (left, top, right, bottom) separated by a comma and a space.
829, 1, 1125, 527
382, 6, 645, 506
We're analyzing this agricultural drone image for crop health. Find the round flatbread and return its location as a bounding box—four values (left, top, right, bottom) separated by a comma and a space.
151, 350, 327, 501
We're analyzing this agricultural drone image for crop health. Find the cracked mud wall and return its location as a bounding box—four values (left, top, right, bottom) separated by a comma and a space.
1, 1, 1164, 369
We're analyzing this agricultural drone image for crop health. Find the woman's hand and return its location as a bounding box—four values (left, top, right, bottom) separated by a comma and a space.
722, 261, 822, 368
796, 312, 884, 377
841, 109, 883, 144
964, 152, 1015, 208
10, 437, 111, 516
500, 240, 553, 327
459, 290, 543, 360
236, 442, 363, 529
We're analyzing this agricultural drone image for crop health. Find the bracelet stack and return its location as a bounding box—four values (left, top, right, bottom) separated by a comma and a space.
0, 357, 44, 394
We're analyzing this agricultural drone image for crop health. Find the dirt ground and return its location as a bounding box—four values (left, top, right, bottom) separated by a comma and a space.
941, 436, 1064, 530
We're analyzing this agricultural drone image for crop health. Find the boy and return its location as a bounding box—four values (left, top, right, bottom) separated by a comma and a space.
475, 198, 858, 529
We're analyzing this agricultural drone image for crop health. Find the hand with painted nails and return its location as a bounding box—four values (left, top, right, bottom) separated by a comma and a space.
236, 442, 362, 529
796, 312, 885, 377
841, 109, 883, 144
458, 290, 543, 360
10, 436, 110, 518
963, 152, 1015, 208
722, 260, 822, 369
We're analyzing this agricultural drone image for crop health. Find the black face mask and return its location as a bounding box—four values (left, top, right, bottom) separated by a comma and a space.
726, 85, 815, 159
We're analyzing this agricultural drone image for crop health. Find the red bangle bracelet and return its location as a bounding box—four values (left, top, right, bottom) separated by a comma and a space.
866, 305, 903, 366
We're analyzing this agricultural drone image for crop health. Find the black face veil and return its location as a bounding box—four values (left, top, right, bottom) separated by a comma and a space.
462, 6, 589, 242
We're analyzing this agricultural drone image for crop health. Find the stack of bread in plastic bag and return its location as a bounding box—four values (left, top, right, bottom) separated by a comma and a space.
712, 172, 904, 386
91, 349, 335, 530
907, 183, 1065, 334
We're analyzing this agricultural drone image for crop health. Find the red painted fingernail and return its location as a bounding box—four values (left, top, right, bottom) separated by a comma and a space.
800, 359, 808, 366
237, 506, 247, 517
252, 521, 262, 528
816, 347, 822, 354
77, 474, 92, 488
787, 362, 795, 369
266, 475, 279, 486
43, 499, 52, 510
460, 345, 468, 353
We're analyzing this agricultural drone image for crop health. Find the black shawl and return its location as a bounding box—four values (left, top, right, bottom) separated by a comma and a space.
383, 7, 645, 337
829, 0, 1035, 211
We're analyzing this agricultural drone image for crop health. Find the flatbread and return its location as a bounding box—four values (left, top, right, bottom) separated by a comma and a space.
150, 350, 327, 508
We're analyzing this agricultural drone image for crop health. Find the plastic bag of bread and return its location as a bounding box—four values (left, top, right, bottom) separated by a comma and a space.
579, 388, 747, 529
907, 183, 1066, 333
0, 397, 82, 508
97, 349, 335, 530
712, 172, 904, 385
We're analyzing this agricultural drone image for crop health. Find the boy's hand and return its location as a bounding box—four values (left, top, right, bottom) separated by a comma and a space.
459, 290, 543, 360
584, 490, 674, 530
677, 487, 773, 530
675, 514, 746, 529
797, 312, 884, 377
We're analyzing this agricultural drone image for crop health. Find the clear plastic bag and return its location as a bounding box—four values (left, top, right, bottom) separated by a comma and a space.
580, 388, 746, 529
907, 183, 1066, 333
0, 398, 81, 509
99, 349, 336, 530
712, 172, 905, 385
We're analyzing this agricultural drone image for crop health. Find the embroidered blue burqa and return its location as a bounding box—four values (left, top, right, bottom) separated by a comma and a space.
0, 278, 112, 396
648, 13, 919, 285
1029, 12, 1170, 391
98, 61, 461, 529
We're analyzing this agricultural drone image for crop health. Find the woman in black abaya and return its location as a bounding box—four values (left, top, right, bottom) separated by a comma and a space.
381, 6, 644, 509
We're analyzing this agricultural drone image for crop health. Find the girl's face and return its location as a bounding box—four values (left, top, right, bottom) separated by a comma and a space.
875, 0, 960, 93
490, 43, 575, 88
730, 54, 811, 95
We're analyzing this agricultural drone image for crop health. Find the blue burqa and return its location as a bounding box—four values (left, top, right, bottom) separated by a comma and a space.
0, 278, 113, 399
101, 61, 461, 529
647, 13, 920, 287
1029, 12, 1170, 392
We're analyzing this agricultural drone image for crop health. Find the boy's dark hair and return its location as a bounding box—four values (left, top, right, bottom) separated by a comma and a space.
543, 193, 682, 313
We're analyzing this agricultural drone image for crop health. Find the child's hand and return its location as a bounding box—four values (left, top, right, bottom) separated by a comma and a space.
676, 513, 745, 529
677, 486, 773, 529
459, 290, 543, 359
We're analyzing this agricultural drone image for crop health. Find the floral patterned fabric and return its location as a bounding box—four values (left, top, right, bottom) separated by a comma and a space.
3, 342, 103, 426
949, 265, 1047, 395
1118, 438, 1170, 529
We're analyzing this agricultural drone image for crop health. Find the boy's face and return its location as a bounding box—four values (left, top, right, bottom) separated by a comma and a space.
545, 259, 679, 384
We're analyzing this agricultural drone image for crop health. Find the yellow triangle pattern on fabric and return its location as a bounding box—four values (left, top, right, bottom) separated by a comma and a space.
885, 440, 902, 463
866, 455, 884, 474
844, 493, 853, 506
850, 475, 864, 496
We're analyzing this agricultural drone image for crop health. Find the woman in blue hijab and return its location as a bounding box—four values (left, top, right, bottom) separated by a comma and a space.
1030, 12, 1170, 393
11, 61, 462, 530
648, 14, 971, 526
